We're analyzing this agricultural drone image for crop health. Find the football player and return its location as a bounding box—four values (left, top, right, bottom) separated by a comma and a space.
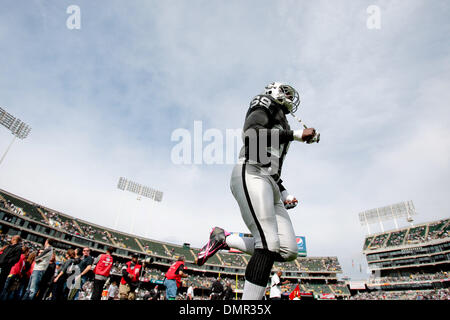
197, 82, 317, 300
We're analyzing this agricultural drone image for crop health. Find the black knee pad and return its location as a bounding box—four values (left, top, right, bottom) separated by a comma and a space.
245, 249, 276, 287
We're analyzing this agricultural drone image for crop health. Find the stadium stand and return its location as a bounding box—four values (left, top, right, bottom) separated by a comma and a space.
386, 230, 407, 247
164, 243, 196, 261
363, 236, 374, 250
329, 284, 351, 296
368, 271, 449, 285
0, 191, 46, 222
107, 229, 141, 251
368, 233, 390, 249
42, 209, 80, 236
76, 220, 110, 243
427, 219, 450, 241
360, 217, 450, 300
0, 188, 350, 300
139, 238, 167, 257
365, 219, 450, 251
301, 283, 334, 294
220, 252, 246, 268
350, 289, 449, 300
295, 257, 342, 272
405, 225, 427, 244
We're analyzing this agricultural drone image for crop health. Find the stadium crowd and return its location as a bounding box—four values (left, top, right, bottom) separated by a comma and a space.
2, 194, 449, 301
368, 272, 449, 284
0, 235, 241, 301
406, 227, 427, 243
0, 199, 24, 217
350, 289, 450, 300
45, 211, 81, 236
366, 219, 449, 250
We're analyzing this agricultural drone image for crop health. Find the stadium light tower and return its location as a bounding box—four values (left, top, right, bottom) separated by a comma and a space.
0, 107, 31, 166
117, 177, 163, 202
358, 201, 417, 234
115, 177, 163, 235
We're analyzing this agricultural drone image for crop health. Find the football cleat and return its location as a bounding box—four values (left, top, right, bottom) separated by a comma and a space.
196, 227, 230, 266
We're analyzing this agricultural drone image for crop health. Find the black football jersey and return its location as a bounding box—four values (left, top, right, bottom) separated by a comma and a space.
238, 94, 294, 184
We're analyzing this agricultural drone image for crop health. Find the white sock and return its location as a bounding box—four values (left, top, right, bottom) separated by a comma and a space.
225, 234, 255, 255
242, 280, 266, 300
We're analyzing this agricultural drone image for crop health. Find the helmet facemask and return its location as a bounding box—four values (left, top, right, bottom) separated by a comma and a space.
279, 84, 300, 114
264, 82, 300, 114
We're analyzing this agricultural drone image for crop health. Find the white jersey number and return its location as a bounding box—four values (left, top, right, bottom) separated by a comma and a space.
250, 95, 271, 109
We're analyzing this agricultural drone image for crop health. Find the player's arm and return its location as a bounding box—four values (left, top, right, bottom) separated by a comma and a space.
277, 180, 298, 210
243, 107, 294, 143
244, 107, 316, 143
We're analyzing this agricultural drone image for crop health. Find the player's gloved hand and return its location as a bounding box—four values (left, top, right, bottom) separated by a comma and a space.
293, 128, 316, 143
281, 190, 298, 210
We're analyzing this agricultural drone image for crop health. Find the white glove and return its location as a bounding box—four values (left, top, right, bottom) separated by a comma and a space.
281, 190, 298, 210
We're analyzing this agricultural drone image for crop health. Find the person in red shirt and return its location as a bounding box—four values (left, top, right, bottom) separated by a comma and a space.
90, 247, 114, 300
16, 251, 36, 300
164, 256, 188, 300
119, 254, 142, 300
0, 246, 29, 300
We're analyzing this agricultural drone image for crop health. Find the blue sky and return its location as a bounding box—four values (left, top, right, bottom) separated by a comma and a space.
0, 0, 449, 280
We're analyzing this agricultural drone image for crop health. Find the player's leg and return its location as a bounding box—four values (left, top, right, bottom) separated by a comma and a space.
196, 163, 259, 266
224, 233, 255, 255
234, 163, 281, 300
233, 164, 280, 253
273, 201, 298, 262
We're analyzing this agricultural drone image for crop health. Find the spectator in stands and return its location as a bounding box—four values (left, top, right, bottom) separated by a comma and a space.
48, 261, 61, 300
186, 283, 194, 300
119, 254, 142, 300
149, 285, 160, 300
210, 277, 224, 300
17, 251, 36, 300
91, 247, 114, 300
52, 249, 76, 300
0, 235, 22, 293
223, 281, 234, 300
35, 253, 56, 300
66, 248, 83, 300
22, 238, 54, 300
270, 271, 289, 300
0, 246, 29, 300
70, 247, 94, 300
164, 256, 188, 300
107, 281, 118, 300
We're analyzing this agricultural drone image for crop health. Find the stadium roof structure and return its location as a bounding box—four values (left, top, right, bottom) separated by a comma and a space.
358, 201, 416, 234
